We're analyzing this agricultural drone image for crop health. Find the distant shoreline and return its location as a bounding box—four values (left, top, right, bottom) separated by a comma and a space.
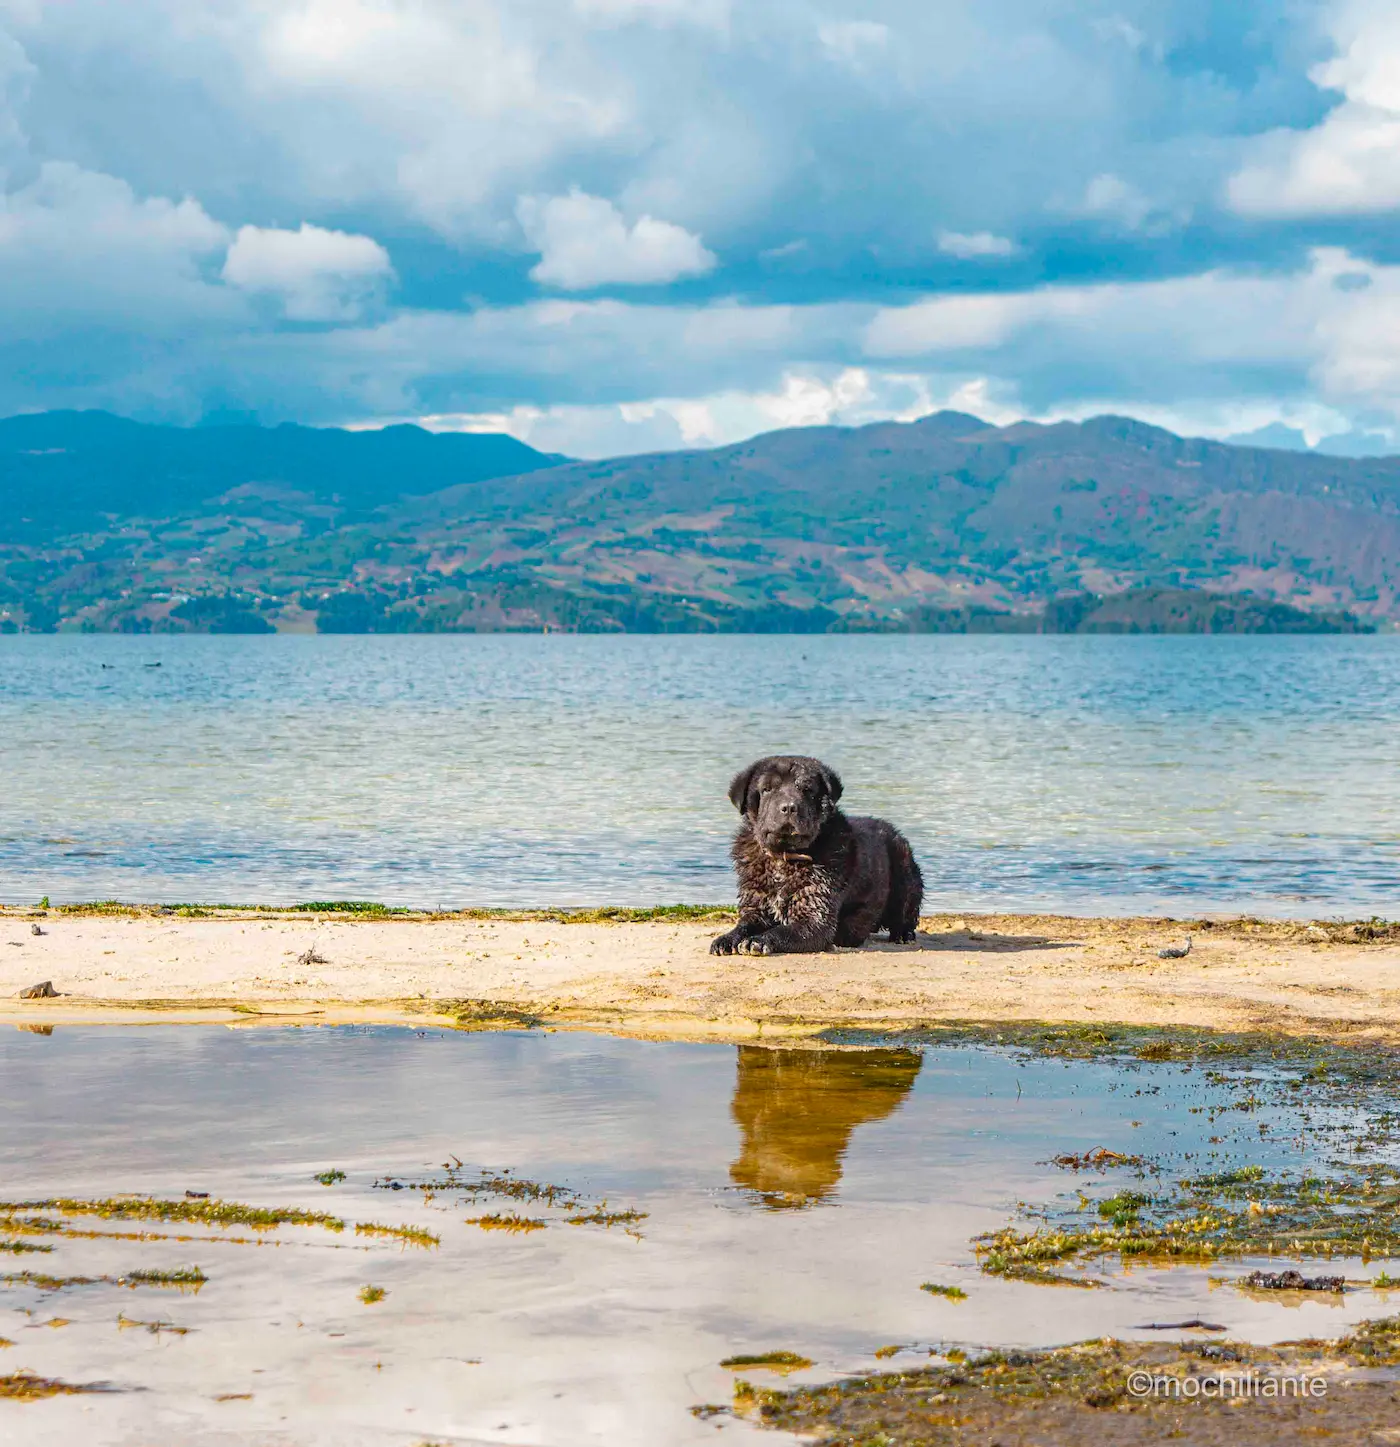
4, 906, 1396, 1045
2, 585, 1380, 636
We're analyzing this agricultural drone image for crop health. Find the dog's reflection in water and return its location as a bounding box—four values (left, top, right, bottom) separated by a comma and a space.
729, 1046, 923, 1208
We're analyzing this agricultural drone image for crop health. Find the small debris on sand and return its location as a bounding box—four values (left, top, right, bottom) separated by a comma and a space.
18, 981, 57, 999
297, 947, 326, 967
1158, 938, 1192, 959
29, 924, 43, 937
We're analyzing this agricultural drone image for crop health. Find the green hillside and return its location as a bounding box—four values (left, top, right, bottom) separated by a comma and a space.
0, 410, 1394, 633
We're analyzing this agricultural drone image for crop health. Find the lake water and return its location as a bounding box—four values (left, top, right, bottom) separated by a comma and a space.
3, 1025, 1395, 1446
1, 633, 1397, 916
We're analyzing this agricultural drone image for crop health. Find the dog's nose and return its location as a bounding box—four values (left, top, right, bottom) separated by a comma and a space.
778, 801, 794, 816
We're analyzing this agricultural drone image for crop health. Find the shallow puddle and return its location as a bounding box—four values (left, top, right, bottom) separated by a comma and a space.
3, 1025, 1399, 1444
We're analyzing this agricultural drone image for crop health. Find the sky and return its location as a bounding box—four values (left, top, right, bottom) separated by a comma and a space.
5, 0, 1400, 457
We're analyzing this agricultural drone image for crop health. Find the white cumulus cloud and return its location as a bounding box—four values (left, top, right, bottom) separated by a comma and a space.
1229, 3, 1400, 216
404, 367, 936, 456
517, 188, 716, 289
1078, 172, 1154, 229
937, 230, 1017, 259
221, 222, 394, 321
0, 161, 230, 331
863, 288, 1091, 356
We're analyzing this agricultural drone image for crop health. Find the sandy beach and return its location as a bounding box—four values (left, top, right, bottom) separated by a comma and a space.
3, 907, 1397, 1042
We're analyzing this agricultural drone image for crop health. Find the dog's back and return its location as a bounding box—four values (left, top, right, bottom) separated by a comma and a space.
872, 818, 924, 943
844, 817, 924, 945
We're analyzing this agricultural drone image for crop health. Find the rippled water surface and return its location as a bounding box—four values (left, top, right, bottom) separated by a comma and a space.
1, 633, 1397, 913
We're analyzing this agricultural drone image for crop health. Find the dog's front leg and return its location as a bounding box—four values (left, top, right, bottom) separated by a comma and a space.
710, 908, 772, 955
740, 879, 840, 955
739, 921, 838, 955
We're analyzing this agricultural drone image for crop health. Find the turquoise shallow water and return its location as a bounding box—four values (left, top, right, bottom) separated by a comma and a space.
0, 633, 1397, 914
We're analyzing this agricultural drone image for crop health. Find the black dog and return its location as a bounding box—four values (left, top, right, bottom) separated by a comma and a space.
710, 755, 924, 956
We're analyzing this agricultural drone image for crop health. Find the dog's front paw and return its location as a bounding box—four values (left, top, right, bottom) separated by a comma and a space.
710, 932, 741, 955
741, 936, 775, 956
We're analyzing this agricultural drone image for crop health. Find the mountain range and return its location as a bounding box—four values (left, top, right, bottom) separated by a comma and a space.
1, 408, 1397, 633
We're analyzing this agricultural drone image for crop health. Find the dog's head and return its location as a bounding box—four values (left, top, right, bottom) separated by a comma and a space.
727, 755, 843, 854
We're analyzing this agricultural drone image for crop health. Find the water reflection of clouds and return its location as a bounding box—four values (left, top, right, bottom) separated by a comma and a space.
3, 1021, 1392, 1437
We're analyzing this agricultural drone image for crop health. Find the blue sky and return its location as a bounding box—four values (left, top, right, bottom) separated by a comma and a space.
4, 0, 1400, 456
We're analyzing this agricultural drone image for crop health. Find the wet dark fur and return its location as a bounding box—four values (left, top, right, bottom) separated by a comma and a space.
710, 755, 924, 956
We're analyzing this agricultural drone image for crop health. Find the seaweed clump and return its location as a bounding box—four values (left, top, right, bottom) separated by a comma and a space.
978, 1162, 1400, 1285
2, 1272, 105, 1291
464, 1213, 547, 1233
354, 1222, 440, 1248
117, 1313, 191, 1336
464, 1173, 580, 1208
720, 1351, 813, 1374
1050, 1148, 1146, 1172
121, 1267, 207, 1292
564, 1208, 648, 1228
375, 1163, 646, 1235
1, 1371, 112, 1400
0, 1196, 346, 1234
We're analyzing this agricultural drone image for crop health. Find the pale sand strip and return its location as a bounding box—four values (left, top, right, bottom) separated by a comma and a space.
1, 909, 1397, 1043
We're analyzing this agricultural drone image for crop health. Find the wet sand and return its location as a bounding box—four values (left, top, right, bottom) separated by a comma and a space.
3, 908, 1398, 1042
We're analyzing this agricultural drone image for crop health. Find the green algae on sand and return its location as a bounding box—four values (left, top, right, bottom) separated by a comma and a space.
978, 1161, 1400, 1285
722, 1319, 1400, 1444
887, 1021, 1400, 1288
31, 900, 733, 922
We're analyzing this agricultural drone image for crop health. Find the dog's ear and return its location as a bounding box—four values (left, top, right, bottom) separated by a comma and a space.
727, 762, 760, 814
817, 762, 843, 804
